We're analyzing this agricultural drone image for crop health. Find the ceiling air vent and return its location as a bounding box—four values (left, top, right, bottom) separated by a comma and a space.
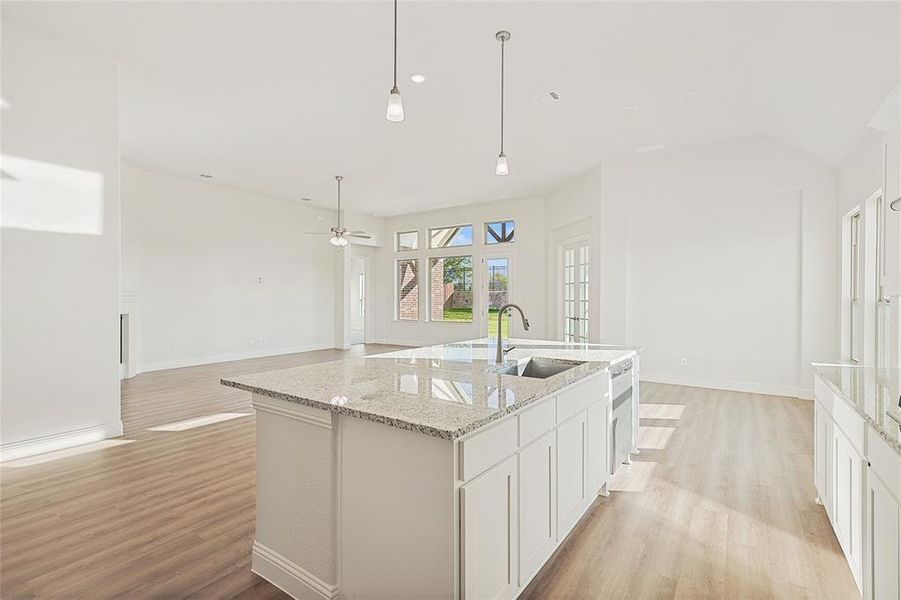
530, 90, 561, 106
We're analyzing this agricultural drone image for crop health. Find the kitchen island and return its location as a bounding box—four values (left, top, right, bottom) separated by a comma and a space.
221, 338, 639, 600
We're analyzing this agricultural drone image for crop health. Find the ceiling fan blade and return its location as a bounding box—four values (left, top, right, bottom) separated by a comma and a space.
347, 233, 372, 239
303, 231, 333, 235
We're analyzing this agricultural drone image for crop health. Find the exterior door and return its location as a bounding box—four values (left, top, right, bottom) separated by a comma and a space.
482, 255, 511, 338
561, 240, 590, 342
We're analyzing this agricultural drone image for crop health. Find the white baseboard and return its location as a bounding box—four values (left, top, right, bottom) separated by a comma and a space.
251, 541, 339, 600
138, 343, 336, 374
640, 372, 810, 400
1, 421, 124, 463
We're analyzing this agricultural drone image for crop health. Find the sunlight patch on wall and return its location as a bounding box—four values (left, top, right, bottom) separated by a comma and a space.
1, 154, 104, 235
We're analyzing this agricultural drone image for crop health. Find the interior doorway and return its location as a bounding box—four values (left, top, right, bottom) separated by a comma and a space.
350, 257, 366, 345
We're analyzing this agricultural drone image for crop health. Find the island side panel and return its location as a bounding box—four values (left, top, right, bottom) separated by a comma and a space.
339, 415, 457, 599
252, 394, 340, 599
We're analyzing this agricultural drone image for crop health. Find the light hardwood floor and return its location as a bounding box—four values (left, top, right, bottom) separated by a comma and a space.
1, 349, 858, 599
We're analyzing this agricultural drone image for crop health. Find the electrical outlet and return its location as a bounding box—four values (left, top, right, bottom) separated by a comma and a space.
256, 276, 263, 285
680, 358, 687, 366
249, 337, 255, 345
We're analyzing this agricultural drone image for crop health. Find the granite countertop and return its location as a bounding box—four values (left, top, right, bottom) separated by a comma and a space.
220, 338, 639, 440
813, 363, 901, 455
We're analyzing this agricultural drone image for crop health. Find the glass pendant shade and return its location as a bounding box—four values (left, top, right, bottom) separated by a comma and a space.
495, 153, 509, 176
329, 235, 348, 247
386, 87, 404, 122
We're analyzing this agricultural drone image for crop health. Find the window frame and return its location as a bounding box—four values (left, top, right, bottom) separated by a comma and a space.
484, 219, 516, 245
395, 230, 419, 252
428, 254, 474, 324
428, 224, 474, 249
396, 258, 420, 321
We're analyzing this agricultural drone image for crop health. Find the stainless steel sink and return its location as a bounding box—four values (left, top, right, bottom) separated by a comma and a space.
494, 357, 585, 379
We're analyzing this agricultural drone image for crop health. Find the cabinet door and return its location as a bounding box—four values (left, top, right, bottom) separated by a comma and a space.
518, 430, 556, 587
461, 455, 518, 600
586, 400, 607, 494
815, 401, 827, 503
557, 411, 588, 540
868, 470, 901, 600
833, 426, 864, 588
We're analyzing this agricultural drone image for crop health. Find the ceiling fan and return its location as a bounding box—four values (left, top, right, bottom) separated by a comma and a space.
306, 175, 372, 247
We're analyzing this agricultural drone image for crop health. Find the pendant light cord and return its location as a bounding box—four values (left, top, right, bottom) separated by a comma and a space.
500, 38, 505, 154
393, 0, 398, 88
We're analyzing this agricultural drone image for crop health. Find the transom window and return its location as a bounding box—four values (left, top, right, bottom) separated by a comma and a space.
429, 225, 473, 249
485, 220, 515, 244
396, 230, 418, 251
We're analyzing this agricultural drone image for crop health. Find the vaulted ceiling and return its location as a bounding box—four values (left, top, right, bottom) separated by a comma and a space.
4, 1, 898, 215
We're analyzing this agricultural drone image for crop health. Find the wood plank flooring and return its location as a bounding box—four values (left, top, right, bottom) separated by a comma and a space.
1, 349, 859, 599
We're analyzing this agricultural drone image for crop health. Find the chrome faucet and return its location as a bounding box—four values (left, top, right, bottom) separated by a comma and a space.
496, 303, 530, 364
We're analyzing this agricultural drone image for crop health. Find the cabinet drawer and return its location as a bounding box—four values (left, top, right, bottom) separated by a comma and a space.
814, 375, 834, 417
556, 374, 605, 424
831, 394, 865, 456
868, 428, 901, 502
459, 418, 517, 483
518, 398, 556, 448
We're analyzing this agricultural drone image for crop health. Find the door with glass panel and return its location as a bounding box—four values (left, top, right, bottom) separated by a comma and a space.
482, 256, 511, 338
561, 241, 590, 342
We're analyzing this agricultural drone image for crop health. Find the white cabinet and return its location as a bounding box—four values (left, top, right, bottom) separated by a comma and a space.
557, 411, 588, 539
461, 455, 519, 600
586, 400, 608, 494
832, 424, 864, 588
518, 430, 556, 587
867, 469, 901, 600
815, 399, 834, 517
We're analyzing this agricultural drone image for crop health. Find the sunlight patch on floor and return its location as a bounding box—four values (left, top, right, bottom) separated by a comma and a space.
609, 461, 657, 493
3, 439, 135, 468
639, 403, 685, 420
147, 412, 251, 432
639, 426, 676, 449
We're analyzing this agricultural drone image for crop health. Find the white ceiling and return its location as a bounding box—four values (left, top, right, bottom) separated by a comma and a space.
3, 1, 898, 215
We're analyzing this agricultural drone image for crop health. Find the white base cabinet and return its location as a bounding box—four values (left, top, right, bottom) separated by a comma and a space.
814, 375, 901, 600
461, 455, 519, 600
518, 430, 556, 588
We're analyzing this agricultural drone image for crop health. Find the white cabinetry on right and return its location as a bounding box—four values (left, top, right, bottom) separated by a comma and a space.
814, 375, 901, 600
866, 429, 901, 600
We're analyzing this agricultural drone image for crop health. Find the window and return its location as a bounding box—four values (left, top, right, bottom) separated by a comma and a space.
849, 212, 862, 362
397, 259, 419, 320
485, 220, 515, 244
358, 271, 365, 317
429, 225, 472, 249
396, 231, 418, 251
429, 256, 473, 322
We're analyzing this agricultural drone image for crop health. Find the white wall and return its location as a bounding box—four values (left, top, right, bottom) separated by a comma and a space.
1, 20, 122, 458
545, 138, 837, 398
122, 164, 338, 371
379, 195, 547, 346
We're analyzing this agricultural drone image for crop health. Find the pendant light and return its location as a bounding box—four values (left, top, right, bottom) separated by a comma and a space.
329, 176, 349, 247
385, 0, 404, 122
495, 31, 511, 176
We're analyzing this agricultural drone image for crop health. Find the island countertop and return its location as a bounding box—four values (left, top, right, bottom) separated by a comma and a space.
813, 363, 901, 455
220, 338, 639, 440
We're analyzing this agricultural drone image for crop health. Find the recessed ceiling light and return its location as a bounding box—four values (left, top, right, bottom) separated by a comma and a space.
680, 91, 698, 99
301, 197, 312, 202
410, 74, 426, 84
637, 143, 665, 153
200, 173, 213, 179
622, 105, 639, 114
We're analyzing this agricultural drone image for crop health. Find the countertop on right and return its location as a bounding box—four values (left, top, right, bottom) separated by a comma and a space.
813, 363, 901, 455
